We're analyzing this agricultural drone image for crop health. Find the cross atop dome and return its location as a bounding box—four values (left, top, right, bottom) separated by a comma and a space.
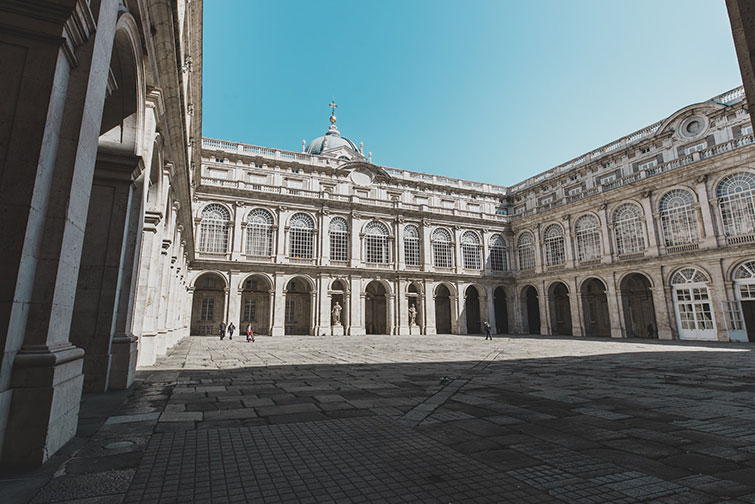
329, 99, 338, 124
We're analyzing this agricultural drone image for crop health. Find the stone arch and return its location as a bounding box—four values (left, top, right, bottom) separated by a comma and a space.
190, 270, 228, 289
285, 275, 315, 335
731, 259, 755, 342
239, 274, 273, 335
520, 285, 541, 334
190, 272, 228, 336
493, 285, 510, 334
464, 284, 483, 334
365, 280, 389, 334
237, 273, 273, 292
434, 283, 454, 334
581, 277, 610, 337
547, 281, 572, 336
619, 272, 657, 339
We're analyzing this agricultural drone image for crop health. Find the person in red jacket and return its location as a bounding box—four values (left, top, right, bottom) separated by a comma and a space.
246, 323, 255, 342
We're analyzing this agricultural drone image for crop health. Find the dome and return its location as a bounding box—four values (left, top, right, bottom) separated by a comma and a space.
305, 126, 361, 156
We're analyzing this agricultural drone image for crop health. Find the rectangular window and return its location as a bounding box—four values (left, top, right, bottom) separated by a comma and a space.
404, 237, 420, 266
243, 298, 256, 322
600, 174, 616, 185
684, 142, 707, 155
200, 297, 214, 321
330, 231, 349, 262
289, 229, 313, 259
462, 244, 481, 270
743, 125, 753, 136
638, 159, 657, 171
285, 299, 295, 323
568, 187, 582, 196
723, 301, 744, 331
490, 247, 507, 272
433, 242, 453, 268
518, 245, 535, 270
365, 236, 389, 264
740, 284, 755, 299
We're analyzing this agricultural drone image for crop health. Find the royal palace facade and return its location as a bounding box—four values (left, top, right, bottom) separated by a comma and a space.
191, 89, 755, 344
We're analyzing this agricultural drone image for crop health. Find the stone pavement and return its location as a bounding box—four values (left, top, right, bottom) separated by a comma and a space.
3, 334, 755, 503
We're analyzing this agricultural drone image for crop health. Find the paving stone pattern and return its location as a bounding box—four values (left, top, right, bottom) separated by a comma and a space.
12, 334, 755, 503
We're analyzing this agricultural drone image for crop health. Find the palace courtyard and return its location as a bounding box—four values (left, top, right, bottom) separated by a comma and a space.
3, 334, 755, 503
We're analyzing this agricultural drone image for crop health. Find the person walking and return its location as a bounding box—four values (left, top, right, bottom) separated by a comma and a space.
246, 323, 255, 343
484, 321, 492, 340
227, 322, 235, 340
219, 321, 226, 340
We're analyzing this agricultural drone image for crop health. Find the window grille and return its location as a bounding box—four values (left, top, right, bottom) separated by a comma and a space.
672, 268, 714, 331
659, 189, 698, 247
246, 208, 274, 256
723, 301, 744, 330
289, 213, 314, 259
200, 297, 214, 321
432, 228, 453, 268
199, 204, 230, 253
717, 172, 755, 237
461, 231, 481, 270
329, 217, 349, 261
403, 225, 421, 266
543, 224, 565, 266
489, 234, 508, 271
365, 221, 390, 264
518, 232, 535, 270
285, 299, 295, 323
734, 261, 755, 280
575, 215, 601, 261
613, 203, 646, 254
243, 298, 256, 321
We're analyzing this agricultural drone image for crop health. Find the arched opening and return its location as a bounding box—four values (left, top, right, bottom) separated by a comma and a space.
581, 278, 610, 337
620, 273, 657, 338
435, 284, 452, 334
285, 277, 313, 335
407, 283, 422, 330
671, 267, 716, 341
330, 280, 347, 329
240, 275, 271, 335
548, 282, 572, 335
523, 286, 540, 334
191, 273, 226, 335
365, 281, 387, 334
733, 260, 755, 341
494, 287, 509, 334
465, 286, 482, 334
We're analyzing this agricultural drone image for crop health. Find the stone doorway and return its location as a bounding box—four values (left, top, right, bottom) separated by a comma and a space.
191, 273, 227, 335
465, 286, 482, 334
365, 281, 387, 334
581, 278, 610, 337
620, 273, 657, 338
494, 287, 508, 334
240, 275, 271, 335
285, 278, 312, 335
523, 286, 540, 335
548, 282, 572, 336
435, 284, 452, 334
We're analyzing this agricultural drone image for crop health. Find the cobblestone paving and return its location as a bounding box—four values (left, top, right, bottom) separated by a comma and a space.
17, 335, 755, 503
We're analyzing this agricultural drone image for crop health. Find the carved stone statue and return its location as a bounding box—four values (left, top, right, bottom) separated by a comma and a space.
332, 301, 342, 326
408, 304, 417, 326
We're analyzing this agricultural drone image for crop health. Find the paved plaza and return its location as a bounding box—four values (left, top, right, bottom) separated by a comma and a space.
3, 334, 755, 503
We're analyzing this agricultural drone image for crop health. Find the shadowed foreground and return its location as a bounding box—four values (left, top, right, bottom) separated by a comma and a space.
3, 335, 755, 503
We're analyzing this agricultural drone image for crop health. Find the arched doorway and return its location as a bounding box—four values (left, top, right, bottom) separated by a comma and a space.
733, 260, 755, 342
240, 275, 271, 335
620, 273, 657, 338
365, 281, 388, 334
465, 286, 482, 334
494, 287, 509, 334
435, 284, 453, 334
191, 273, 226, 335
523, 286, 540, 334
407, 283, 422, 331
285, 277, 312, 335
548, 282, 572, 336
581, 278, 610, 337
671, 268, 716, 341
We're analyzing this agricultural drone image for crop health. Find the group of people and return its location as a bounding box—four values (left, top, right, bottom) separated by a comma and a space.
218, 321, 255, 342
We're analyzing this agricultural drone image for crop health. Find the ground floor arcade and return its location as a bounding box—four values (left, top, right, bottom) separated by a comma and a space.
188, 256, 755, 342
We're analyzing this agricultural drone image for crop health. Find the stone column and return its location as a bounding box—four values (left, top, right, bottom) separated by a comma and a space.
275, 208, 286, 263
134, 211, 162, 366
0, 0, 119, 467
486, 286, 497, 334
708, 263, 730, 341
563, 215, 576, 268
646, 269, 673, 340
310, 291, 318, 335
451, 290, 460, 334
386, 294, 395, 335
422, 221, 433, 272
398, 279, 409, 335
640, 193, 659, 257
606, 277, 624, 339
350, 213, 362, 268
231, 202, 244, 260
154, 231, 173, 357
481, 230, 490, 273
599, 204, 613, 263
539, 283, 550, 335
350, 276, 365, 335
425, 281, 437, 335
533, 224, 544, 273
397, 222, 406, 270
569, 278, 583, 337
453, 227, 463, 273
227, 270, 242, 331
694, 176, 717, 247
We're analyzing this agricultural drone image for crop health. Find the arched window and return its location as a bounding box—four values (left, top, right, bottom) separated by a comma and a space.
717, 172, 755, 238
489, 234, 508, 272
518, 232, 535, 270
432, 228, 453, 268
659, 189, 698, 248
365, 221, 390, 264
289, 213, 315, 259
245, 208, 274, 257
671, 267, 715, 340
543, 224, 565, 266
199, 204, 230, 253
329, 217, 349, 262
461, 231, 481, 270
575, 215, 601, 262
403, 225, 421, 266
613, 203, 645, 255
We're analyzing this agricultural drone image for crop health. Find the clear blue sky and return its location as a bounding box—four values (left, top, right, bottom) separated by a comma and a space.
202, 1, 742, 186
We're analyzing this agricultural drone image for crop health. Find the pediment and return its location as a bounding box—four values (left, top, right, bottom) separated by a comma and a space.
656, 101, 726, 138
334, 161, 391, 186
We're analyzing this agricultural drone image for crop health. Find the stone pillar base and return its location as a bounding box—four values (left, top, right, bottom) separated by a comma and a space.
398, 325, 409, 335
109, 334, 138, 389
658, 329, 674, 340
610, 327, 623, 338
137, 333, 157, 367
82, 352, 112, 393
409, 325, 421, 335
331, 325, 344, 336
425, 327, 437, 335
350, 327, 366, 336
271, 326, 284, 336
155, 330, 168, 356
2, 346, 84, 468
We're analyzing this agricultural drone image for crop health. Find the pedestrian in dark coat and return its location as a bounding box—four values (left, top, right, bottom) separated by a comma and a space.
219, 321, 226, 340
227, 322, 235, 340
484, 321, 493, 340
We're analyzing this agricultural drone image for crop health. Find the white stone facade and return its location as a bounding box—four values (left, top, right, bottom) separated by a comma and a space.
193, 89, 755, 344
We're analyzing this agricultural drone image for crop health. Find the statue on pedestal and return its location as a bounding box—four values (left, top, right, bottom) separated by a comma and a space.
408, 303, 417, 326
332, 301, 342, 326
